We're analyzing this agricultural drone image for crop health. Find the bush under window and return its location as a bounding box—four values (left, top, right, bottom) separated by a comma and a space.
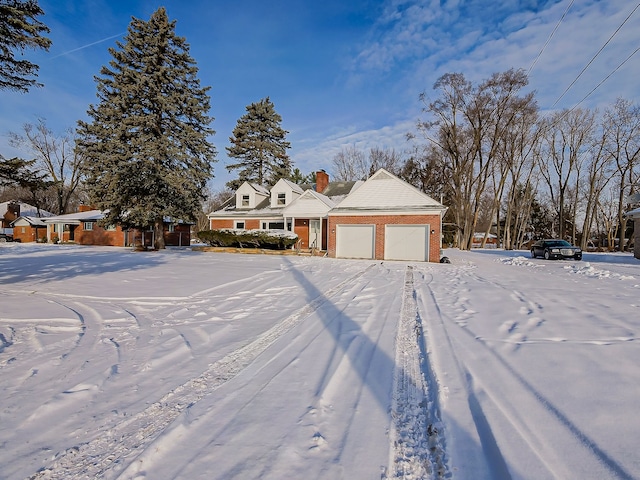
197, 229, 298, 250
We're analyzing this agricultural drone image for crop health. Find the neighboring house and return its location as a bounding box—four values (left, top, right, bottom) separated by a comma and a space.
472, 232, 498, 248
624, 207, 640, 259
11, 216, 49, 243
2, 201, 54, 242
42, 205, 192, 247
208, 169, 448, 262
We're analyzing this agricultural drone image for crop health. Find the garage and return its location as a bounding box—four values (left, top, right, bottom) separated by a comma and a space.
336, 224, 375, 259
384, 225, 429, 261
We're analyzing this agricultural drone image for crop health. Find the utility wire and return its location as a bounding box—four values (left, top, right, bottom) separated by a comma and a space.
568, 45, 640, 113
528, 0, 575, 75
551, 2, 640, 107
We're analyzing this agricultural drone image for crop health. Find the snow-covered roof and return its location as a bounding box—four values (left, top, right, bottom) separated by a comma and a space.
282, 189, 336, 217
11, 215, 48, 227
0, 201, 53, 218
624, 207, 640, 219
42, 209, 105, 223
331, 169, 446, 213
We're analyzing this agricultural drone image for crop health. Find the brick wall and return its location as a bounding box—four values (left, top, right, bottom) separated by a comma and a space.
210, 218, 260, 230
328, 213, 442, 262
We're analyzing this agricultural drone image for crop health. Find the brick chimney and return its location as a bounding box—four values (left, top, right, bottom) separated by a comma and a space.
316, 170, 329, 193
78, 205, 94, 212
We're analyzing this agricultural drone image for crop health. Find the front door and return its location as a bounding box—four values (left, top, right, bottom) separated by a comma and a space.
309, 220, 321, 249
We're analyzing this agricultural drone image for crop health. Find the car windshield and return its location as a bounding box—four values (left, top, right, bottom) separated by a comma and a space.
547, 240, 571, 247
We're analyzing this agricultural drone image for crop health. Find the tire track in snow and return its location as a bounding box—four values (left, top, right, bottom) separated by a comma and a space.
386, 266, 447, 479
416, 263, 636, 480
28, 264, 375, 480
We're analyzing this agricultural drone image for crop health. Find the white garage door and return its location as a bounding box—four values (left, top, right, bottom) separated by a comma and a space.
384, 225, 429, 261
336, 225, 375, 259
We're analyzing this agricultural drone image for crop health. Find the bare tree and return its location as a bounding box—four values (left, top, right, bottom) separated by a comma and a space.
539, 108, 595, 241
576, 125, 613, 250
367, 147, 404, 176
601, 98, 640, 251
9, 119, 85, 214
418, 69, 536, 249
331, 145, 368, 181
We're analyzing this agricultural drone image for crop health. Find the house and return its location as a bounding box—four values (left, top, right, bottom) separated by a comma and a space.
208, 169, 447, 262
327, 168, 447, 262
624, 207, 640, 259
11, 216, 49, 242
471, 232, 498, 248
1, 201, 54, 242
42, 206, 192, 247
208, 170, 361, 252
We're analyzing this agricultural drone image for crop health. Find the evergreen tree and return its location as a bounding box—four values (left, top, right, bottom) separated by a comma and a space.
0, 0, 51, 92
226, 97, 291, 188
76, 7, 216, 249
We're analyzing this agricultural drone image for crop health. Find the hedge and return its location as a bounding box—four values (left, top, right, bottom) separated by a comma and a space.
197, 229, 298, 250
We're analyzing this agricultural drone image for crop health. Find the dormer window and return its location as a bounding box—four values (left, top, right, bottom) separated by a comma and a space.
277, 193, 286, 205
241, 194, 250, 207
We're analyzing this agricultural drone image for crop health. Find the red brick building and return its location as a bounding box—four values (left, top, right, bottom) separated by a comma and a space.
208, 169, 447, 262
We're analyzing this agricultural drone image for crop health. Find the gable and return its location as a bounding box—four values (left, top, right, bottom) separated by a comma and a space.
282, 190, 336, 217
332, 169, 444, 212
270, 178, 303, 208
236, 182, 269, 209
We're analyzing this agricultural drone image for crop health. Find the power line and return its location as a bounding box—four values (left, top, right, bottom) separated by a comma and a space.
528, 0, 575, 75
551, 2, 640, 107
568, 45, 640, 113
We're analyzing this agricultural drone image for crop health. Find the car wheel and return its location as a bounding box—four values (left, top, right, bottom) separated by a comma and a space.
544, 249, 551, 260
531, 249, 536, 258
0, 237, 6, 243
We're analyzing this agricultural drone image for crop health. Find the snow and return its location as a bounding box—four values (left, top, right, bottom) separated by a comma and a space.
0, 242, 638, 479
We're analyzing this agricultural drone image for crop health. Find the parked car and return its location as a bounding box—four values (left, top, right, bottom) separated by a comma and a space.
531, 239, 582, 260
0, 230, 13, 242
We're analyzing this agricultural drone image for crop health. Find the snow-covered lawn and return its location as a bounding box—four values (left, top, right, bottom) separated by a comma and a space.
0, 243, 638, 479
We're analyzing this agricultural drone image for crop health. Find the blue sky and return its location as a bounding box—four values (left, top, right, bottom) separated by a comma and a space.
2, 0, 639, 191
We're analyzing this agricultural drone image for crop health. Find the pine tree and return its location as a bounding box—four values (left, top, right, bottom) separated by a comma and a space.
76, 7, 216, 249
226, 97, 291, 188
0, 0, 51, 92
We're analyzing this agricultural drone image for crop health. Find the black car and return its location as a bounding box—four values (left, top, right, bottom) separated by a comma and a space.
531, 239, 582, 260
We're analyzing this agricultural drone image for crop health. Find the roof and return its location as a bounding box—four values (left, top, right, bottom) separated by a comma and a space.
0, 201, 53, 218
331, 169, 446, 213
42, 209, 105, 223
11, 215, 49, 227
282, 189, 337, 217
322, 181, 360, 198
624, 207, 640, 219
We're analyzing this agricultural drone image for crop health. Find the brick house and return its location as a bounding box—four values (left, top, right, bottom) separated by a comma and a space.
208, 169, 447, 262
327, 169, 447, 262
2, 201, 54, 242
42, 206, 192, 247
208, 171, 361, 252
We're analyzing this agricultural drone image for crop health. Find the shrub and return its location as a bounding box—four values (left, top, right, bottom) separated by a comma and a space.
197, 229, 298, 250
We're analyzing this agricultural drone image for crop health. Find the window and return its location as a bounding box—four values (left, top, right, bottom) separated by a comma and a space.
106, 224, 117, 231
234, 221, 245, 229
83, 222, 94, 231
261, 222, 268, 229
277, 193, 286, 205
241, 195, 250, 207
168, 223, 175, 233
268, 222, 285, 229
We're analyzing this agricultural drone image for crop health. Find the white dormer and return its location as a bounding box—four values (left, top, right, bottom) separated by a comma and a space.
235, 182, 269, 210
270, 178, 304, 208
